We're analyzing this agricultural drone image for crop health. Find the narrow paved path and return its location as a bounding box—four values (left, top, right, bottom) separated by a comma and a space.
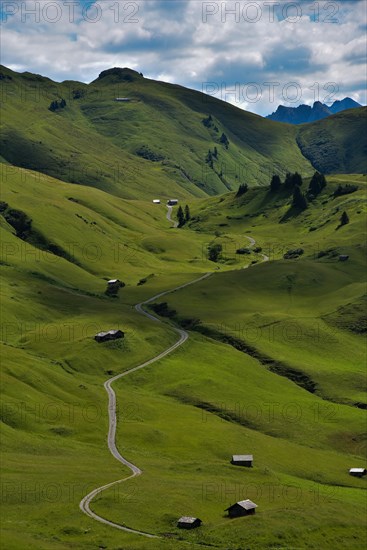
166, 204, 178, 228
80, 272, 212, 538
242, 235, 269, 267
79, 220, 268, 538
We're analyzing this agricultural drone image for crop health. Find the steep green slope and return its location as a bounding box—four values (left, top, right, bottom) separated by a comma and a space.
160, 174, 367, 406
1, 161, 366, 548
297, 107, 367, 174
0, 166, 218, 286
3, 65, 365, 201
0, 167, 215, 549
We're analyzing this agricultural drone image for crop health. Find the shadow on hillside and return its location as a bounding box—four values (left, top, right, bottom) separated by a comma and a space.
279, 205, 305, 223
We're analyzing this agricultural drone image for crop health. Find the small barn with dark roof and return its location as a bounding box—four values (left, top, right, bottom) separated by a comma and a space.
349, 468, 366, 478
226, 499, 257, 518
177, 516, 202, 529
105, 279, 125, 296
94, 329, 124, 343
231, 454, 253, 467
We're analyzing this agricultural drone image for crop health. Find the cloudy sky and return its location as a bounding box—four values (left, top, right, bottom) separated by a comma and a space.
1, 0, 366, 116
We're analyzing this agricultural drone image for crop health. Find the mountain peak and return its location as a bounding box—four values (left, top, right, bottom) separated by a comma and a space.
96, 67, 143, 82
267, 97, 362, 124
329, 97, 362, 114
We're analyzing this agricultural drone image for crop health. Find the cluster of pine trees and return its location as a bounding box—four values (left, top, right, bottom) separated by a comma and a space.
269, 171, 327, 211
205, 147, 218, 168
177, 205, 191, 227
202, 114, 219, 132
49, 98, 67, 112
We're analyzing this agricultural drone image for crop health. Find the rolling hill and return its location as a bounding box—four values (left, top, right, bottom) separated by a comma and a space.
1, 65, 366, 200
297, 108, 367, 174
1, 161, 366, 548
1, 65, 366, 550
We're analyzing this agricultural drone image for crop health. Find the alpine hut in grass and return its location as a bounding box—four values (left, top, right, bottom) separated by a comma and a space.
226, 499, 257, 518
177, 516, 202, 529
94, 329, 124, 343
231, 454, 253, 467
105, 279, 125, 296
349, 468, 366, 478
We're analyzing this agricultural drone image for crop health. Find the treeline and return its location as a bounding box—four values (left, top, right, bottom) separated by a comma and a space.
269, 171, 327, 211
49, 98, 67, 112
177, 205, 191, 227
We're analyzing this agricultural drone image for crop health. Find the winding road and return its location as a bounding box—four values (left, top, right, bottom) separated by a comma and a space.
79, 272, 212, 538
166, 204, 178, 228
79, 212, 268, 539
243, 235, 269, 265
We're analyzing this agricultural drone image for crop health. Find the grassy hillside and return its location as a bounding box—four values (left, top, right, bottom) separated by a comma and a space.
0, 167, 215, 549
1, 160, 366, 549
92, 332, 366, 549
1, 65, 365, 201
162, 174, 366, 400
297, 108, 367, 174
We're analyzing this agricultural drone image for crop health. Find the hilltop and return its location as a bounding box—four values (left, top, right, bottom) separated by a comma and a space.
0, 65, 366, 199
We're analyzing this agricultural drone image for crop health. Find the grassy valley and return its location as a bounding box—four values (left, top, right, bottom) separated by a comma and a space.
0, 67, 366, 550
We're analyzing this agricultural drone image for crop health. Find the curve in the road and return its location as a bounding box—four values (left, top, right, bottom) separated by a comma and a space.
166, 204, 178, 228
79, 226, 268, 538
242, 235, 269, 267
80, 272, 212, 538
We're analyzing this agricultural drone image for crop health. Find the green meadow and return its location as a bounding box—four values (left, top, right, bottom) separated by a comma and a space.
1, 65, 366, 549
1, 167, 366, 549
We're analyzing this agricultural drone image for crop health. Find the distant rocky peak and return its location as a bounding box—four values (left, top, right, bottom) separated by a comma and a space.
266, 97, 362, 124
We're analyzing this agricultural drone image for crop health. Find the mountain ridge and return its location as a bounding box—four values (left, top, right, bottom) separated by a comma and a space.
267, 97, 362, 124
0, 65, 366, 199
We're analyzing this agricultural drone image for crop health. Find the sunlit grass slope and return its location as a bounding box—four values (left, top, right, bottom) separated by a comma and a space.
3, 64, 365, 201
0, 166, 214, 549
161, 175, 366, 405
1, 164, 366, 549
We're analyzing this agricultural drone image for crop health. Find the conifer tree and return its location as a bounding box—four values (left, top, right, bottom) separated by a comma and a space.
236, 184, 248, 197
184, 205, 191, 222
308, 171, 327, 197
292, 185, 307, 210
293, 172, 303, 187
340, 211, 349, 226
219, 133, 229, 149
177, 205, 185, 227
270, 174, 281, 192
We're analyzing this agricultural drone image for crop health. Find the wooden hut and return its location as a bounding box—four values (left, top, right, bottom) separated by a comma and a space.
177, 516, 202, 529
105, 279, 125, 296
349, 468, 366, 478
94, 329, 124, 343
226, 499, 257, 518
231, 454, 253, 467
